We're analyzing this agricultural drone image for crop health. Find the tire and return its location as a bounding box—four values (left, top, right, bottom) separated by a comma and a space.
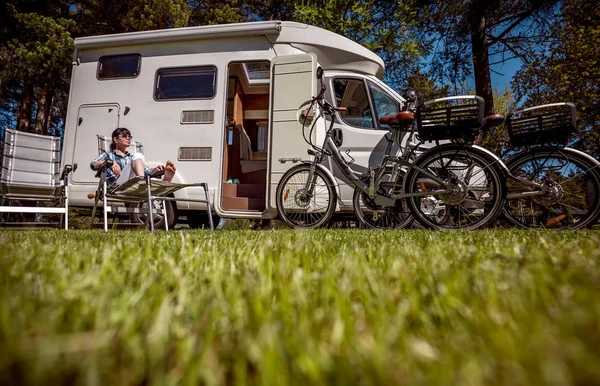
404, 145, 505, 230
352, 169, 413, 229
133, 199, 177, 230
502, 148, 600, 230
276, 164, 337, 229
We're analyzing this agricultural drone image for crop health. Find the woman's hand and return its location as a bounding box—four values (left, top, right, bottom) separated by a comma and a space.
150, 165, 165, 176
111, 163, 121, 176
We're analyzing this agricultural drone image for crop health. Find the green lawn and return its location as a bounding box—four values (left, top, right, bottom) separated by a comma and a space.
1, 229, 599, 385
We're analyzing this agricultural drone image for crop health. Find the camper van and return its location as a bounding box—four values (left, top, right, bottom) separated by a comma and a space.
62, 20, 409, 228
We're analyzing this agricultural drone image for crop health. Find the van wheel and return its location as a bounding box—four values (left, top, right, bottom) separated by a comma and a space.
133, 199, 178, 230
188, 213, 220, 229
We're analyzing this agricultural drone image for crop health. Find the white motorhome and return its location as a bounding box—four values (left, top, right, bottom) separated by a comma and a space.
62, 20, 409, 227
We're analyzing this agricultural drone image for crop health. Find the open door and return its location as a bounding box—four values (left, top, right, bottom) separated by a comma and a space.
268, 53, 317, 210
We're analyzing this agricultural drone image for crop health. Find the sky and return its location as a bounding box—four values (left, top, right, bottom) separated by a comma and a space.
489, 55, 523, 91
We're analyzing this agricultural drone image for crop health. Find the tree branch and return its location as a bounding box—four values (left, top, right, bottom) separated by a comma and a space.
497, 38, 532, 64
488, 9, 535, 45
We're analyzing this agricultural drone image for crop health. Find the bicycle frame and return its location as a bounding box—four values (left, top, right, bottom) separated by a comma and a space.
474, 121, 600, 200
302, 109, 449, 207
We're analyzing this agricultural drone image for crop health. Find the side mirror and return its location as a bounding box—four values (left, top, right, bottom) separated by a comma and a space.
316, 67, 323, 80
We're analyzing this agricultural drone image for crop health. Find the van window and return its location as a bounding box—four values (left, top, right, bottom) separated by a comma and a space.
155, 66, 217, 100
98, 54, 141, 79
367, 82, 401, 130
333, 79, 374, 129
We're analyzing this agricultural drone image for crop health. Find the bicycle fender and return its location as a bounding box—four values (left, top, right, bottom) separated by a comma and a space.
471, 145, 511, 174
558, 146, 600, 166
504, 146, 600, 168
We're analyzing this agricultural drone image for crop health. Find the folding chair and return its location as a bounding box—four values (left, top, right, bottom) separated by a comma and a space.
90, 135, 214, 232
0, 129, 72, 229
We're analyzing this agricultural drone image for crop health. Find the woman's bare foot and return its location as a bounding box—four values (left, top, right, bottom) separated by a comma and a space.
163, 161, 176, 182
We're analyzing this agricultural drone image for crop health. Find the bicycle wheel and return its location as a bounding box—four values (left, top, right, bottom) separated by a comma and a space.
276, 164, 337, 229
352, 169, 413, 229
404, 145, 505, 230
503, 148, 600, 230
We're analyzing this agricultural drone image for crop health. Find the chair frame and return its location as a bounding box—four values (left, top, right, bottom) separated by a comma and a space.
0, 129, 72, 229
91, 136, 214, 232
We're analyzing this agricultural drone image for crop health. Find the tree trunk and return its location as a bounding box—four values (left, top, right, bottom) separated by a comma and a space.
16, 83, 34, 132
470, 11, 495, 115
35, 84, 50, 135
43, 90, 55, 135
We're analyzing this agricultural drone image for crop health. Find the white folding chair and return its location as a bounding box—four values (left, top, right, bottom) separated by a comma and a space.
90, 135, 214, 232
0, 129, 72, 229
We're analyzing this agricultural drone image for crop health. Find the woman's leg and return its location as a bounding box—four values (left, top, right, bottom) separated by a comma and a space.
115, 153, 146, 186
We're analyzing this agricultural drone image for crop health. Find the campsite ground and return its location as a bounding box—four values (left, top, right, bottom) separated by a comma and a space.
1, 229, 599, 385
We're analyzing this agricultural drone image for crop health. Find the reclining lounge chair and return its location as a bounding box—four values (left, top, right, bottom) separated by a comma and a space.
91, 135, 214, 232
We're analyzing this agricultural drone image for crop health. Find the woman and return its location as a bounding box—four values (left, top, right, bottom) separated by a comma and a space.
90, 127, 176, 187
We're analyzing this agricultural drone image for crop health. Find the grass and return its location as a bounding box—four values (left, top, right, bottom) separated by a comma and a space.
0, 228, 599, 385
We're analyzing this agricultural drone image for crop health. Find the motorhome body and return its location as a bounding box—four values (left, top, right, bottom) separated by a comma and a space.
62, 20, 410, 226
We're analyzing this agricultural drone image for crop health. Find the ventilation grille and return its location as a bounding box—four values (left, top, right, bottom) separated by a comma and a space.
181, 110, 214, 124
178, 147, 212, 161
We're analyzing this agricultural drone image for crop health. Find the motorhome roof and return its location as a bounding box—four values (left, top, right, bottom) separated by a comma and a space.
73, 21, 385, 78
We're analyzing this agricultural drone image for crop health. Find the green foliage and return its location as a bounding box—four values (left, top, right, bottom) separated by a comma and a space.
402, 68, 450, 102
122, 0, 190, 30
480, 87, 519, 155
512, 0, 600, 156
3, 8, 76, 81
189, 0, 246, 25
1, 229, 600, 384
293, 0, 431, 90
0, 5, 76, 132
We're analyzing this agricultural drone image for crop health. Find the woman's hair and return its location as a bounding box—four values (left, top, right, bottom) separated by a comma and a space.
110, 127, 131, 151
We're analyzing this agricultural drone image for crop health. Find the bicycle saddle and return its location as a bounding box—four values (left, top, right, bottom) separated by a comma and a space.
481, 114, 504, 131
379, 111, 415, 126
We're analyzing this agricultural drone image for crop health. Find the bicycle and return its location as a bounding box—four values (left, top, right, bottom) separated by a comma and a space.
275, 69, 507, 230
475, 103, 600, 230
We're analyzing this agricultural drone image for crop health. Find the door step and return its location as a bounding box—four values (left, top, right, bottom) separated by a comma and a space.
221, 197, 265, 211
222, 182, 265, 198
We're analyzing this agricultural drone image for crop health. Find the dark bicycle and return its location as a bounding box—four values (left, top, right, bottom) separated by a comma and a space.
275, 68, 507, 230
475, 103, 600, 230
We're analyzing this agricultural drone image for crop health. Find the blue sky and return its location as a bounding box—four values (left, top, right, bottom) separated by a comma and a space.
489, 55, 522, 91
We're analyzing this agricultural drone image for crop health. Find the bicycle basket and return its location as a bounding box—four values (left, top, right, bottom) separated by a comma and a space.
505, 103, 576, 147
416, 96, 484, 141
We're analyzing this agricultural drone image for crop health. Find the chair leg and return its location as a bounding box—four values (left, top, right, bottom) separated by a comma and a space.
203, 183, 214, 231
91, 178, 103, 228
145, 174, 154, 233
103, 181, 108, 232
163, 201, 169, 231
64, 190, 69, 230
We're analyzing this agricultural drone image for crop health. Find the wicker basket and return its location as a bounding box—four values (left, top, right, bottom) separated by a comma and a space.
505, 103, 576, 147
416, 96, 484, 140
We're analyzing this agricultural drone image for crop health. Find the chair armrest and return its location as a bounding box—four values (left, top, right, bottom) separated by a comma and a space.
61, 164, 74, 181
94, 159, 114, 178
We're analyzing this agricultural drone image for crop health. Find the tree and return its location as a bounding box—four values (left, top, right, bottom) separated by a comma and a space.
292, 0, 430, 91
512, 0, 600, 156
0, 5, 76, 134
73, 0, 190, 35
422, 0, 558, 115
